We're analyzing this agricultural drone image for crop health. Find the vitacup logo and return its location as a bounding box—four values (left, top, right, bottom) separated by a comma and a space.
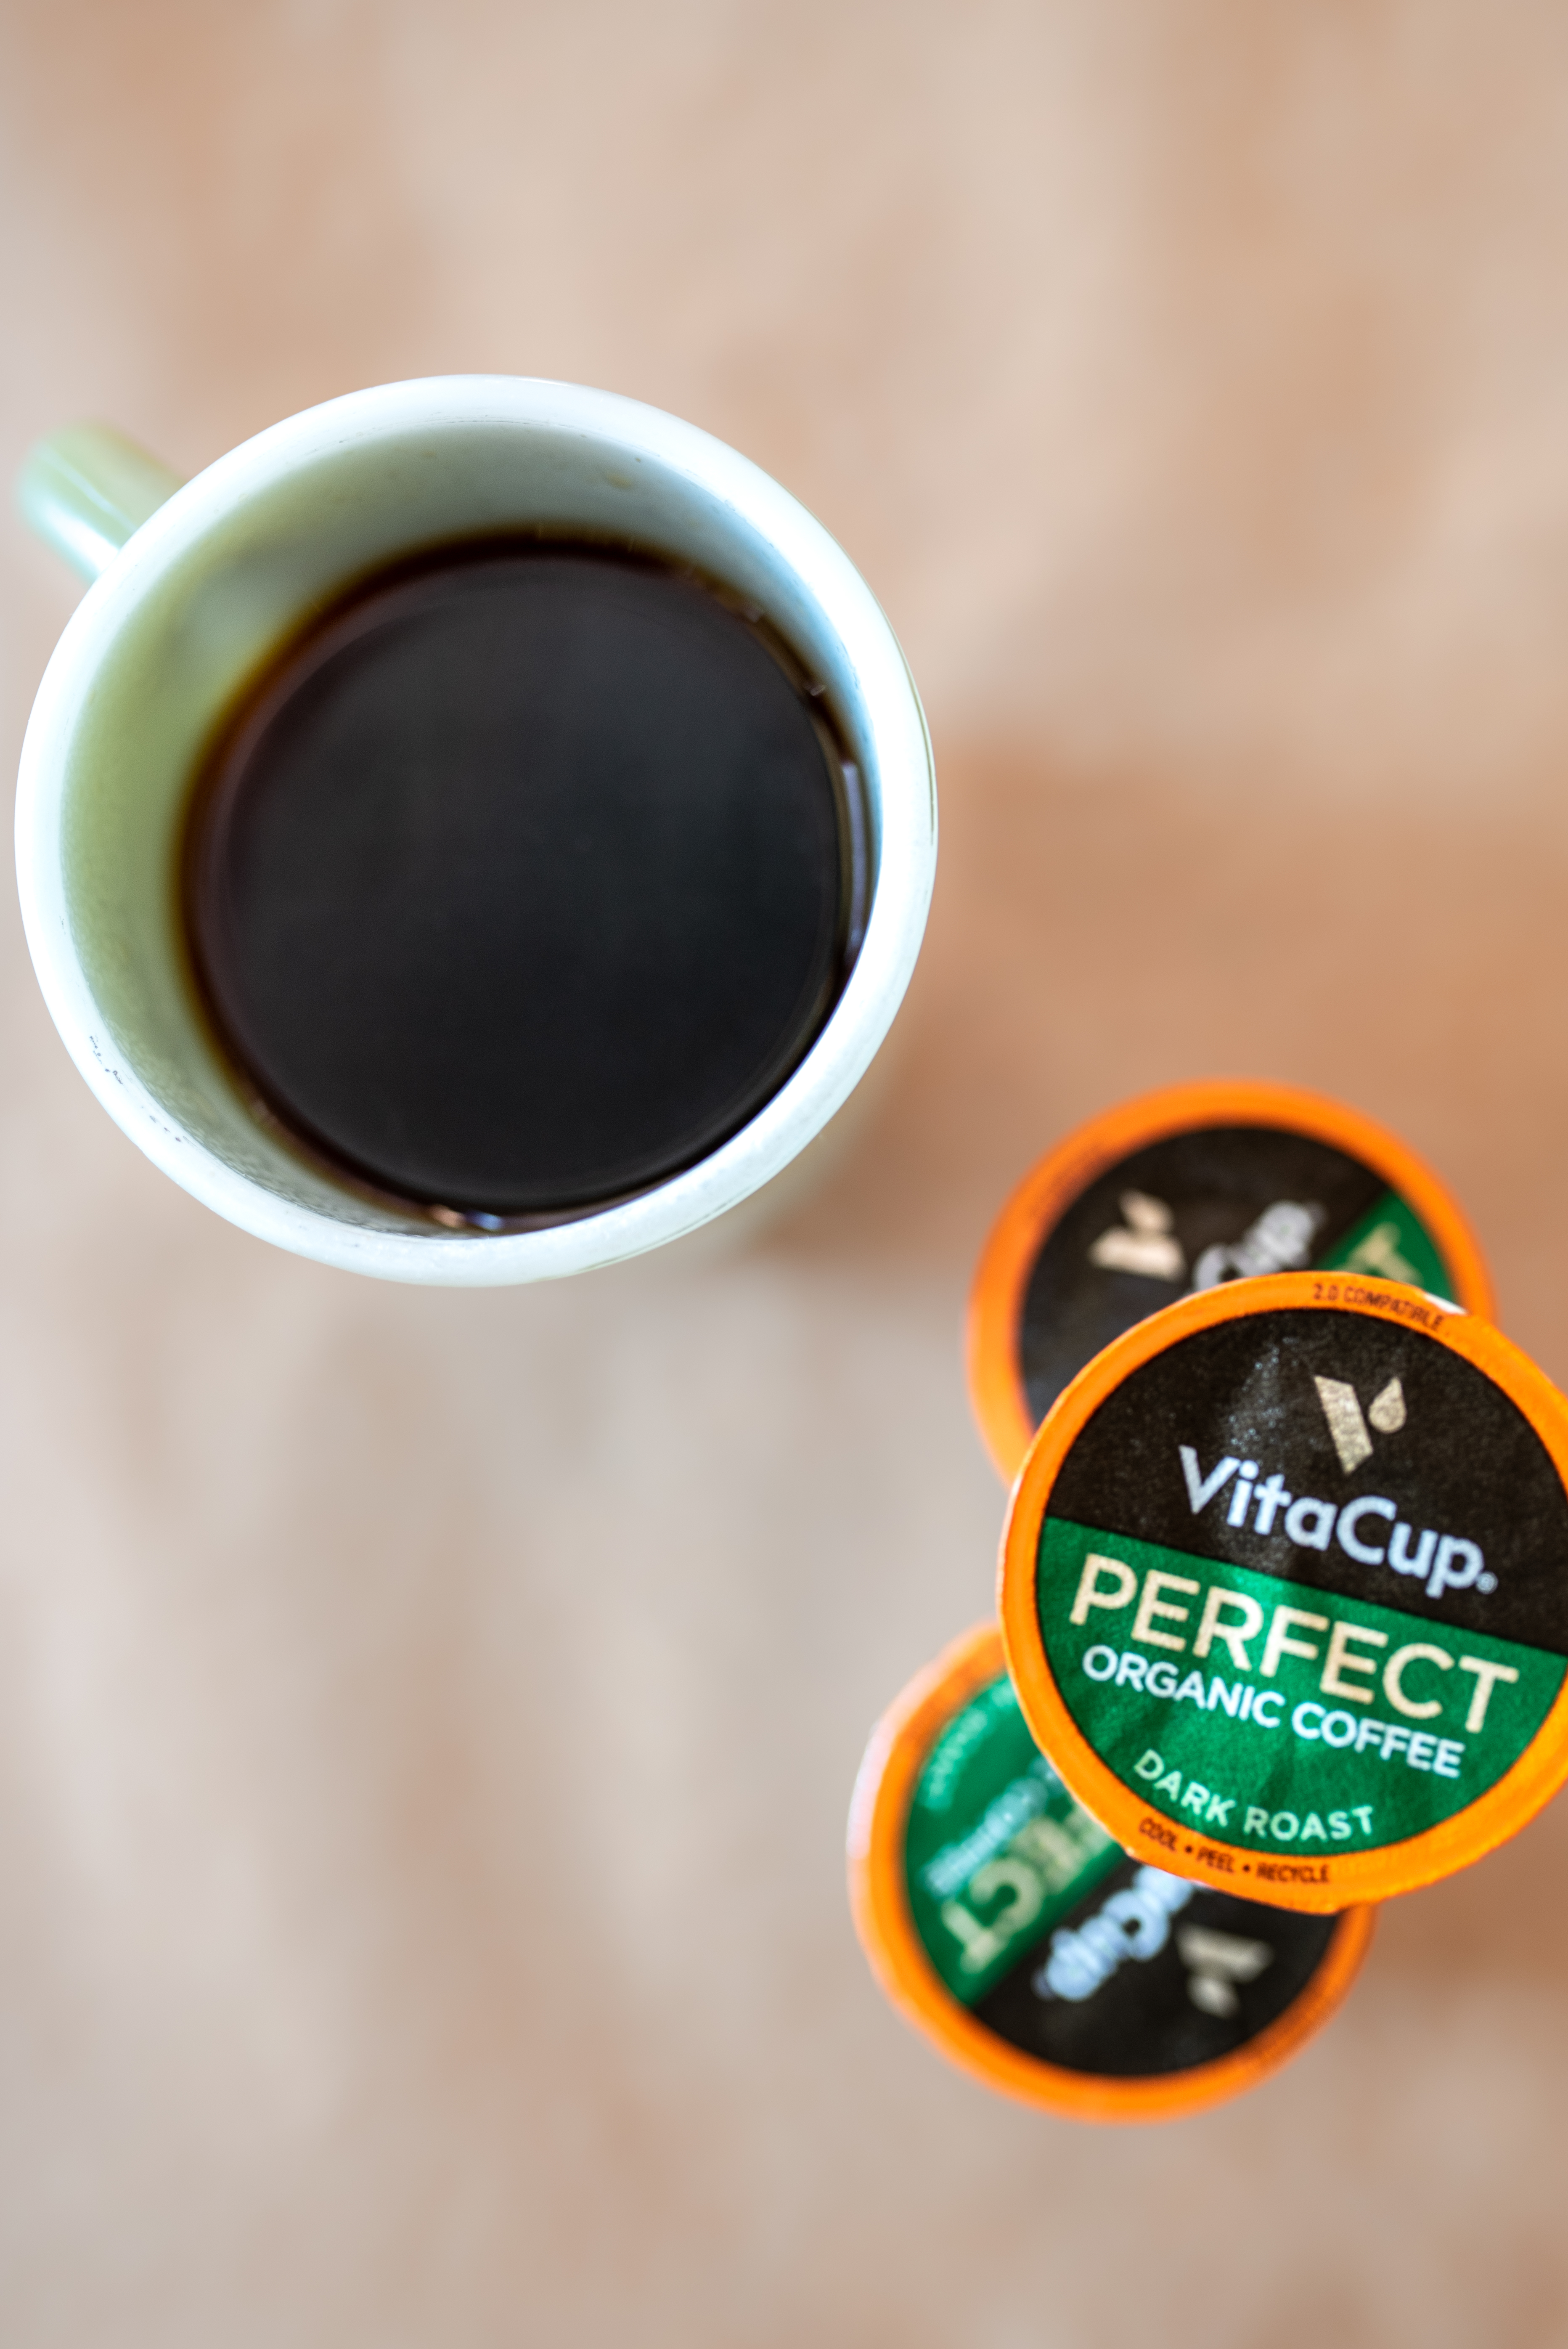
1088, 1189, 1428, 1293
1087, 1193, 1323, 1289
1179, 1444, 1496, 1600
1033, 1865, 1274, 2016
1314, 1373, 1406, 1474
1035, 1866, 1190, 2002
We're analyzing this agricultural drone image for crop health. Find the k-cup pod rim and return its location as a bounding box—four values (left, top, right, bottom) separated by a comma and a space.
967, 1079, 1496, 1483
849, 1621, 1375, 2121
999, 1270, 1568, 1912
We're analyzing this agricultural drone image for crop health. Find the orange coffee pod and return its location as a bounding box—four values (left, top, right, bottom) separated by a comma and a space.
1000, 1271, 1568, 1912
849, 1622, 1374, 2121
968, 1079, 1493, 1482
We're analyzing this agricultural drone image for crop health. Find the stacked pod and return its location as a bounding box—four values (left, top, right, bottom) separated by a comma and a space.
850, 1621, 1374, 2121
850, 1083, 1568, 2118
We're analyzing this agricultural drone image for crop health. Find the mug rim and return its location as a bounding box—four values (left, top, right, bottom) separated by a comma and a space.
15, 375, 937, 1284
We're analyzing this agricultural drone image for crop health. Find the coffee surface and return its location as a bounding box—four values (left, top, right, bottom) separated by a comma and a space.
184, 542, 859, 1217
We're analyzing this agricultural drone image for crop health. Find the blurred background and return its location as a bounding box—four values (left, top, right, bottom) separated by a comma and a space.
5, 3, 1568, 2341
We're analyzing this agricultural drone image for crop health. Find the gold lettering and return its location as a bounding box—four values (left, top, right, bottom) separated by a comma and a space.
1193, 1585, 1265, 1672
1320, 1619, 1388, 1704
1457, 1655, 1520, 1734
1132, 1568, 1200, 1652
1069, 1552, 1138, 1627
1383, 1642, 1452, 1720
1261, 1604, 1329, 1678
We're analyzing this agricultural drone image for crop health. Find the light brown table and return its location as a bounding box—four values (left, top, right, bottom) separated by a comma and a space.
3, 5, 1568, 2342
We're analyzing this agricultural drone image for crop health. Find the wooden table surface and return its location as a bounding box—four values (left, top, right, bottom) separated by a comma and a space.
4, 5, 1568, 2342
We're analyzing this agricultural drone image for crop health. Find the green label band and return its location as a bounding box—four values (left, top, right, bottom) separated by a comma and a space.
902, 1675, 1121, 2004
1039, 1518, 1563, 1856
1315, 1189, 1450, 1297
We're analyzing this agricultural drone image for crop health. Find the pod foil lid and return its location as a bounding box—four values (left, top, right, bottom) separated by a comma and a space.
968, 1079, 1494, 1482
849, 1622, 1373, 2119
999, 1272, 1568, 1911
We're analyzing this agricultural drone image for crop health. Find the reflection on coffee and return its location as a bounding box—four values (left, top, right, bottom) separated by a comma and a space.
182, 539, 869, 1222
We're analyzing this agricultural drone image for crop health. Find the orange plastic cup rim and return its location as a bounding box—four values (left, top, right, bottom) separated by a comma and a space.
967, 1078, 1496, 1484
848, 1621, 1376, 2122
998, 1271, 1568, 1913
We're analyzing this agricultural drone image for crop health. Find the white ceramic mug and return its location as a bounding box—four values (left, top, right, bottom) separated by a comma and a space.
14, 379, 936, 1284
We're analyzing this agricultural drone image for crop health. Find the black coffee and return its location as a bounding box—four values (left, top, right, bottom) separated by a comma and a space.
183, 540, 867, 1221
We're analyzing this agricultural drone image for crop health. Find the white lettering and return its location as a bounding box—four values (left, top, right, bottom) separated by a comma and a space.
1034, 1868, 1194, 2002
1285, 1495, 1337, 1551
1179, 1446, 1241, 1514
1430, 1536, 1485, 1599
1389, 1523, 1436, 1579
1337, 1495, 1396, 1567
1172, 1447, 1491, 1603
1252, 1471, 1293, 1534
1226, 1466, 1259, 1527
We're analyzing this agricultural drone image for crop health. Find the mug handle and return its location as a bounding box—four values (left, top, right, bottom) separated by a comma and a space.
16, 423, 184, 581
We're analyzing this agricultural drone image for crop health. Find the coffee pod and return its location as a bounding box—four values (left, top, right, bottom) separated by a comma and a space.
849, 1623, 1373, 2121
999, 1271, 1568, 1912
968, 1079, 1494, 1482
